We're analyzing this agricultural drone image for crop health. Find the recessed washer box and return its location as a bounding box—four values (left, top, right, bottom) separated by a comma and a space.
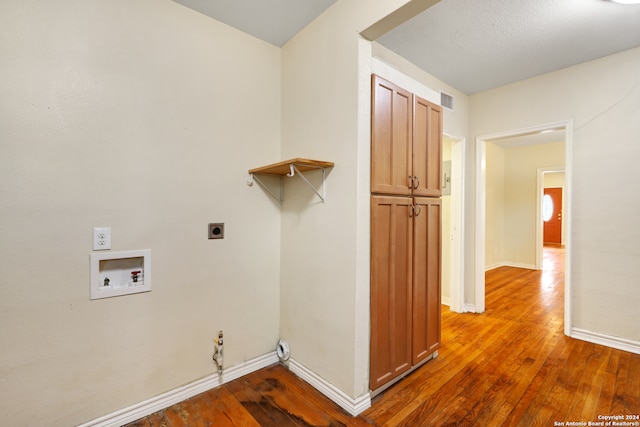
90, 249, 151, 300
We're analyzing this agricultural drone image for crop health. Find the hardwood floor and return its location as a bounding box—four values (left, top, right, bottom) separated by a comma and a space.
125, 247, 639, 426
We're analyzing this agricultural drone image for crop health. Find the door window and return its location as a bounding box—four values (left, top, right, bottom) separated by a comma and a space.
542, 194, 553, 222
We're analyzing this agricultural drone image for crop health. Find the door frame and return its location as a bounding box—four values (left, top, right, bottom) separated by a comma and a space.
475, 120, 573, 336
444, 132, 465, 313
537, 168, 564, 267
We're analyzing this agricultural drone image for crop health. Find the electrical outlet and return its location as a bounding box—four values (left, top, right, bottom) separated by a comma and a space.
93, 227, 111, 250
208, 223, 224, 239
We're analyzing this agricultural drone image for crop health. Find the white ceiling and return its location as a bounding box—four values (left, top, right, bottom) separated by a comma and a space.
172, 0, 336, 47
173, 0, 640, 96
378, 0, 640, 94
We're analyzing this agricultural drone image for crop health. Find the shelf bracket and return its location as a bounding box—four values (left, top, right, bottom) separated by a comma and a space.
247, 173, 284, 204
288, 164, 327, 203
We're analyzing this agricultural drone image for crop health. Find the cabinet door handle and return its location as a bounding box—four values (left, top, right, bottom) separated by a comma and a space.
409, 204, 415, 217
408, 175, 414, 189
415, 203, 422, 217
413, 175, 420, 189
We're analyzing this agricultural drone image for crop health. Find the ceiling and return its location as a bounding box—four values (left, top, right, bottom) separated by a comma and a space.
172, 0, 336, 47
173, 0, 640, 95
378, 0, 640, 94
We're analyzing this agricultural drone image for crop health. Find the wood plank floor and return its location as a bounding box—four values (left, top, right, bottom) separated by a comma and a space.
125, 247, 639, 426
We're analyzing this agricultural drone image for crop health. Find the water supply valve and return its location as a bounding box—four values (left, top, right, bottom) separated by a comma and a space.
213, 330, 224, 374
131, 271, 141, 283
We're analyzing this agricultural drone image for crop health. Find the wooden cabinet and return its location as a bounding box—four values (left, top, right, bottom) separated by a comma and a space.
412, 197, 442, 365
370, 196, 414, 389
413, 96, 443, 197
371, 75, 442, 198
371, 77, 413, 196
370, 74, 442, 392
370, 196, 442, 390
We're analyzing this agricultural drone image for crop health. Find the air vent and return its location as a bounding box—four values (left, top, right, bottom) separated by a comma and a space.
440, 92, 454, 111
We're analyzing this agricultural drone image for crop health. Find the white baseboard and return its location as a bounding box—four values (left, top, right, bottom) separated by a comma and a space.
571, 328, 640, 355
288, 359, 371, 416
485, 261, 537, 271
504, 261, 537, 270
485, 262, 502, 271
441, 295, 450, 306
463, 303, 476, 313
79, 352, 279, 427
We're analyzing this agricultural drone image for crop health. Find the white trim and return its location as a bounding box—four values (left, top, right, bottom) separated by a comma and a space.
485, 262, 503, 272
288, 359, 371, 416
441, 295, 451, 306
475, 137, 486, 313
536, 167, 565, 270
463, 303, 476, 313
78, 352, 279, 427
563, 124, 574, 337
444, 132, 465, 314
536, 170, 543, 269
571, 328, 640, 355
485, 262, 537, 271
475, 120, 573, 328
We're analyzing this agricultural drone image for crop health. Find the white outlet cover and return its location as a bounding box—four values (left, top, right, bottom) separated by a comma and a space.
93, 227, 111, 250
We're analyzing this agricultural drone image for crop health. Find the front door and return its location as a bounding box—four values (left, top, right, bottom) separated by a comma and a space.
543, 187, 562, 245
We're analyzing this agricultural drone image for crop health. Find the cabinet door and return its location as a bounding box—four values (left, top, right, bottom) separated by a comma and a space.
412, 197, 442, 365
413, 96, 443, 197
371, 75, 413, 196
370, 196, 413, 390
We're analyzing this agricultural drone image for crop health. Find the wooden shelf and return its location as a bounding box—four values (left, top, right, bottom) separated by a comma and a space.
249, 158, 334, 176
247, 158, 334, 204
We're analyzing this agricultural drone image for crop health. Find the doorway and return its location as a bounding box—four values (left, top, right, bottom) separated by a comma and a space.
475, 121, 573, 336
543, 188, 562, 244
443, 133, 465, 313
536, 168, 565, 269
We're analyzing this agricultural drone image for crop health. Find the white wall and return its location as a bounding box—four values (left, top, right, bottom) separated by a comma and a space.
0, 1, 282, 425
544, 172, 565, 188
485, 143, 505, 269
470, 47, 640, 342
279, 0, 362, 398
